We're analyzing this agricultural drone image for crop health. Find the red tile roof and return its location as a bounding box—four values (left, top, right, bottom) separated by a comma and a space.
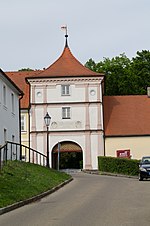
6, 71, 41, 109
6, 44, 103, 109
27, 46, 104, 78
104, 95, 150, 136
0, 69, 23, 95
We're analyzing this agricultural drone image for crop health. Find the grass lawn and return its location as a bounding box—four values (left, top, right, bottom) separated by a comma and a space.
0, 161, 71, 208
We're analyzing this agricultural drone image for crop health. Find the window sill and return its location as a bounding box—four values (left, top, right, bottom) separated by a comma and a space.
21, 131, 27, 134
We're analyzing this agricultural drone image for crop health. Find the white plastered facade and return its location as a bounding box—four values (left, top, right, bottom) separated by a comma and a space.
0, 70, 20, 146
29, 76, 104, 169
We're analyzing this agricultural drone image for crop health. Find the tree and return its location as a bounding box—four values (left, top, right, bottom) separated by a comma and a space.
85, 54, 134, 95
85, 50, 150, 95
85, 58, 98, 72
131, 50, 150, 94
18, 68, 34, 71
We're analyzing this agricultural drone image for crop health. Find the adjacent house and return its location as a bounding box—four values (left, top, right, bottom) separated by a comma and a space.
6, 70, 41, 147
0, 69, 23, 147
104, 95, 150, 159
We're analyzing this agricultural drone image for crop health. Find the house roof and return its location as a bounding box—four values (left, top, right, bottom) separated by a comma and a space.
26, 45, 104, 78
0, 69, 23, 96
104, 95, 150, 136
6, 70, 41, 108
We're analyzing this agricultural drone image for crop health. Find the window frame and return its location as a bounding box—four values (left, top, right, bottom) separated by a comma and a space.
3, 85, 6, 106
62, 107, 71, 119
11, 93, 15, 113
4, 128, 7, 143
21, 115, 26, 132
61, 85, 70, 96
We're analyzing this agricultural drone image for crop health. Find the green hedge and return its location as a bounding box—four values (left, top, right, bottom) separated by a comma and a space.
98, 156, 139, 176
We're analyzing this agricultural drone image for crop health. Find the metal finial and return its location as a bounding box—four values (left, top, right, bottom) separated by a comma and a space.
65, 34, 68, 47
61, 25, 68, 47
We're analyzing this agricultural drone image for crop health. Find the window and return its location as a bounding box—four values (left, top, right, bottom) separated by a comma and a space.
61, 85, 70, 96
62, 107, 71, 119
12, 135, 15, 142
3, 85, 6, 106
21, 115, 26, 131
11, 93, 15, 113
4, 128, 7, 143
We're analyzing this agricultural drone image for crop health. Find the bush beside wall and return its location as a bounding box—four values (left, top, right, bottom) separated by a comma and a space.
98, 156, 139, 176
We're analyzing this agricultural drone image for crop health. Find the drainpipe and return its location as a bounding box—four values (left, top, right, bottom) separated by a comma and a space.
28, 107, 31, 149
19, 93, 24, 160
26, 78, 31, 150
101, 77, 106, 156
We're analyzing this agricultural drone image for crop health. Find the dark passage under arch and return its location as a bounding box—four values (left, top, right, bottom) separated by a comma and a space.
52, 141, 83, 169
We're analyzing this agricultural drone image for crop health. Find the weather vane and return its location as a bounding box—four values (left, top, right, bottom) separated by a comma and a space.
61, 25, 68, 47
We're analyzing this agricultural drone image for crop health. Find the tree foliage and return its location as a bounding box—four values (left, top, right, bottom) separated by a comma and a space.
131, 50, 150, 94
85, 50, 150, 95
18, 68, 34, 71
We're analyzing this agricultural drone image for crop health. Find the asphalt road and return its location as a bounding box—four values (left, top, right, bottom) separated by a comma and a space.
0, 172, 150, 226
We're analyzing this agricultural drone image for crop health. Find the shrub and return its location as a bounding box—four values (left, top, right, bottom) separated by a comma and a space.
98, 156, 139, 176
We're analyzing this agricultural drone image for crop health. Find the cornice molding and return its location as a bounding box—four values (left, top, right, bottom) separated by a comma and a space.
27, 77, 103, 85
30, 129, 104, 134
30, 101, 103, 106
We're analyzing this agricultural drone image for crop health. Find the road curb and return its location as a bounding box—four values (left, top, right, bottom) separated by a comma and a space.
100, 172, 138, 179
83, 170, 138, 179
0, 177, 73, 215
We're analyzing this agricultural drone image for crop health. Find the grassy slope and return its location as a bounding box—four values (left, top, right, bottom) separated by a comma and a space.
0, 161, 71, 208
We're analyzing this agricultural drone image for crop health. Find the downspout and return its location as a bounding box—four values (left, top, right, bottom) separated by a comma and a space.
26, 78, 31, 149
19, 93, 24, 160
101, 77, 106, 156
28, 105, 31, 149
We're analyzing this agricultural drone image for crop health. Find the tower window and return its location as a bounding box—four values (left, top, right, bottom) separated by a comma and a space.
62, 107, 71, 119
61, 85, 70, 96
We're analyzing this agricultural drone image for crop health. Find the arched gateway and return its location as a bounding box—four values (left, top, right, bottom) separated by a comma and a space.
52, 141, 83, 169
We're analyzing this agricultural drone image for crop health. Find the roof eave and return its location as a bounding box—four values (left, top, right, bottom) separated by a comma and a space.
26, 74, 104, 81
0, 68, 24, 95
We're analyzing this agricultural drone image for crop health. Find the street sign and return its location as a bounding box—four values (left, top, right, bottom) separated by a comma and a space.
116, 149, 130, 159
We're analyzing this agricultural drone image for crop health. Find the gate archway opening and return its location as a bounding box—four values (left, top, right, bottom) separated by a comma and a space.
52, 141, 83, 169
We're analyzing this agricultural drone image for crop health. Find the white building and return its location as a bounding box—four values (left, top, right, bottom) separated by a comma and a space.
0, 69, 23, 146
26, 37, 104, 169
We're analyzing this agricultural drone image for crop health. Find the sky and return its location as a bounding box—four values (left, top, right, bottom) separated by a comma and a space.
0, 0, 150, 71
